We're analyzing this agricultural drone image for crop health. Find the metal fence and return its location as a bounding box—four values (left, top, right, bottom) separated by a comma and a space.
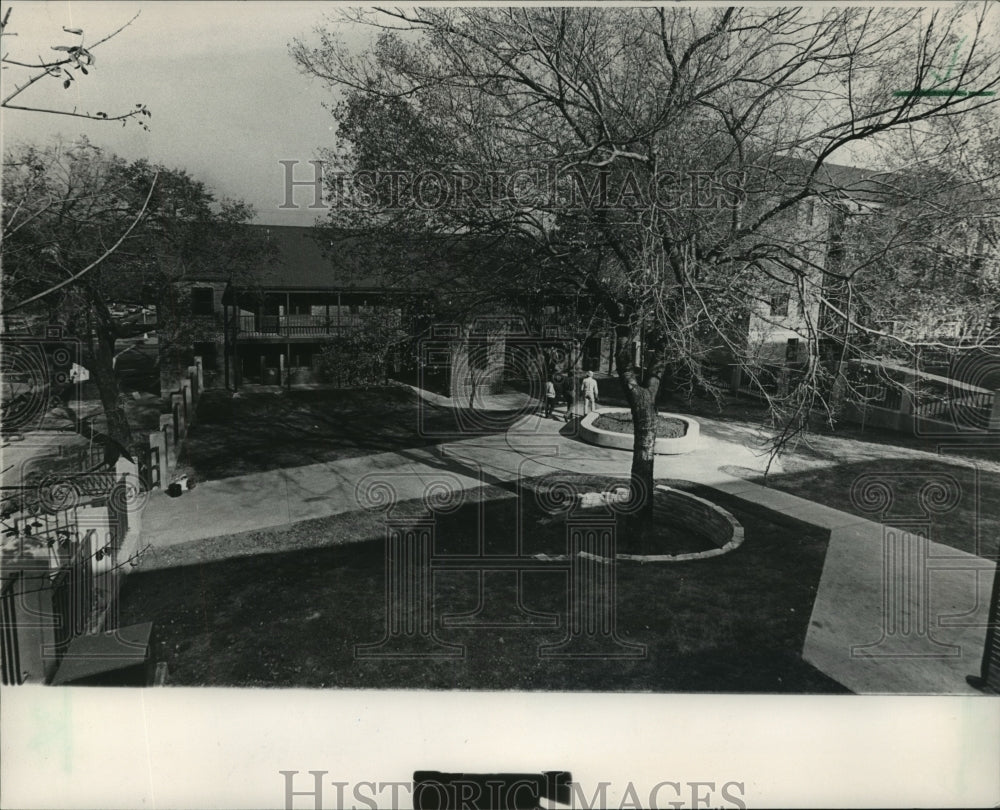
138, 444, 161, 490
1, 576, 21, 685
912, 376, 995, 426
0, 458, 143, 684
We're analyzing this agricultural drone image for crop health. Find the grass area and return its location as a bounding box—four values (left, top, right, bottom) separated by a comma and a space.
724, 456, 1000, 560
181, 386, 518, 481
119, 473, 843, 692
613, 388, 1000, 561
593, 412, 687, 438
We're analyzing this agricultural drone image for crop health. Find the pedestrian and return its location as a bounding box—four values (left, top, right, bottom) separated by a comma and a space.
581, 370, 599, 414
544, 378, 557, 418
561, 371, 577, 421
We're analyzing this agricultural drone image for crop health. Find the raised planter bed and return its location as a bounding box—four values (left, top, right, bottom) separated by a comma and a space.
579, 407, 700, 454
567, 483, 744, 562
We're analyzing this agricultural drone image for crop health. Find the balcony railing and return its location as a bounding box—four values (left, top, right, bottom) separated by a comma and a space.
843, 358, 998, 432
236, 314, 379, 337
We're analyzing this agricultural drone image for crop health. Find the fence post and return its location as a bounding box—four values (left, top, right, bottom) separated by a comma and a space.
187, 366, 199, 403
148, 431, 168, 490
181, 378, 193, 425
729, 364, 741, 394
158, 414, 174, 468
171, 392, 184, 444
830, 361, 848, 410
2, 564, 62, 683
194, 356, 204, 396
777, 367, 789, 397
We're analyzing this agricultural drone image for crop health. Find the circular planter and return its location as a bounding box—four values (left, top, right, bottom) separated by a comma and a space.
540, 483, 744, 563
579, 407, 700, 455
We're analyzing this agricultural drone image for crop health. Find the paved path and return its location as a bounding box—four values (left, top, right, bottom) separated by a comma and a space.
140, 406, 771, 546
139, 399, 994, 695
702, 475, 994, 695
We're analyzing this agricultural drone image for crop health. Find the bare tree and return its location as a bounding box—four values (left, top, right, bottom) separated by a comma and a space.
293, 5, 1000, 533
1, 6, 150, 126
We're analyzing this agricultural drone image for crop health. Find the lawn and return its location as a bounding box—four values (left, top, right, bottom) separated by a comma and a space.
625, 389, 1000, 561
118, 473, 844, 692
180, 385, 520, 481
593, 412, 687, 438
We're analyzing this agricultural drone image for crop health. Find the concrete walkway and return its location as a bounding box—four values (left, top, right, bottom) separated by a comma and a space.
141, 404, 771, 547
703, 474, 994, 695
138, 400, 995, 695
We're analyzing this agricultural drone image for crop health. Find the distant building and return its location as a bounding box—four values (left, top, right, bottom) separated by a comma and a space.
157, 225, 604, 395
159, 160, 994, 399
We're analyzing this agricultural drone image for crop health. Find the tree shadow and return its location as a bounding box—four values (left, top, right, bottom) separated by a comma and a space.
117, 475, 842, 693
182, 386, 533, 481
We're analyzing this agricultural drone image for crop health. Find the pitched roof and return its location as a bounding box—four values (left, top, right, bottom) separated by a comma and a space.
763, 158, 889, 205
207, 224, 535, 295
207, 158, 891, 291
240, 225, 386, 290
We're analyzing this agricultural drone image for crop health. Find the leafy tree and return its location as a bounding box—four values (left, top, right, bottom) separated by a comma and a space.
845, 116, 1000, 352
2, 138, 262, 453
316, 308, 406, 387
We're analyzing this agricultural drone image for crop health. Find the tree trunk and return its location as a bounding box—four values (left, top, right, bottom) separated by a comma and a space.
614, 333, 669, 550
91, 312, 133, 456
628, 384, 657, 530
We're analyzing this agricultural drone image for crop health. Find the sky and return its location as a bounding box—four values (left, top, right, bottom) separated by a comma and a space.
2, 3, 995, 225
1, 1, 361, 226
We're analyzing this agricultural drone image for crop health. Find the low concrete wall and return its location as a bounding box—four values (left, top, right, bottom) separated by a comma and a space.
843, 400, 1000, 436
578, 484, 744, 563
578, 408, 700, 455
145, 355, 203, 489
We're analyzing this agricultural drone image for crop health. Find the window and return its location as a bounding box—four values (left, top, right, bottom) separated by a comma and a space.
191, 287, 214, 316
805, 200, 815, 226
785, 338, 800, 362
769, 292, 789, 317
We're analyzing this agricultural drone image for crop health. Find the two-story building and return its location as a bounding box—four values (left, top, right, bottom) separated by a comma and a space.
158, 225, 611, 397
161, 162, 938, 402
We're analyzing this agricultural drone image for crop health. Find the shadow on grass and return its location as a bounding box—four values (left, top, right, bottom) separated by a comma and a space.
182, 386, 535, 481
119, 474, 844, 693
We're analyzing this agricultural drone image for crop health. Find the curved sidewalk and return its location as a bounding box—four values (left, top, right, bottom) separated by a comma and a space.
139, 407, 995, 694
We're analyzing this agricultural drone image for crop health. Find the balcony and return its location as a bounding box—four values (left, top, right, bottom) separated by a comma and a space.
236, 313, 379, 338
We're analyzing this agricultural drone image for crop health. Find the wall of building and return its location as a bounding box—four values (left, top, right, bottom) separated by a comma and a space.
746, 199, 831, 366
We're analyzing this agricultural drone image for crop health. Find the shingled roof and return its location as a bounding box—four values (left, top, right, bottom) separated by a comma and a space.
203, 158, 892, 291
208, 224, 525, 294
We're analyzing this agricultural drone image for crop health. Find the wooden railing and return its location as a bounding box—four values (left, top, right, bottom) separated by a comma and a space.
839, 359, 999, 433
237, 313, 375, 337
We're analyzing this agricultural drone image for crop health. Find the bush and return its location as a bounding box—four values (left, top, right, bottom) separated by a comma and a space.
315, 313, 404, 387
316, 339, 381, 386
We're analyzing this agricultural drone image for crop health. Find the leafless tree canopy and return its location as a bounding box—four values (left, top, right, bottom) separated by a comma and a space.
293, 5, 999, 521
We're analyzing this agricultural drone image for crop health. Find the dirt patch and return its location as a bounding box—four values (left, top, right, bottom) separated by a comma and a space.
593, 412, 688, 438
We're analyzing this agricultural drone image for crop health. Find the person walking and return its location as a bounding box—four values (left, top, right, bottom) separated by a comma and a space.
561, 371, 577, 421
544, 378, 557, 418
581, 370, 599, 414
